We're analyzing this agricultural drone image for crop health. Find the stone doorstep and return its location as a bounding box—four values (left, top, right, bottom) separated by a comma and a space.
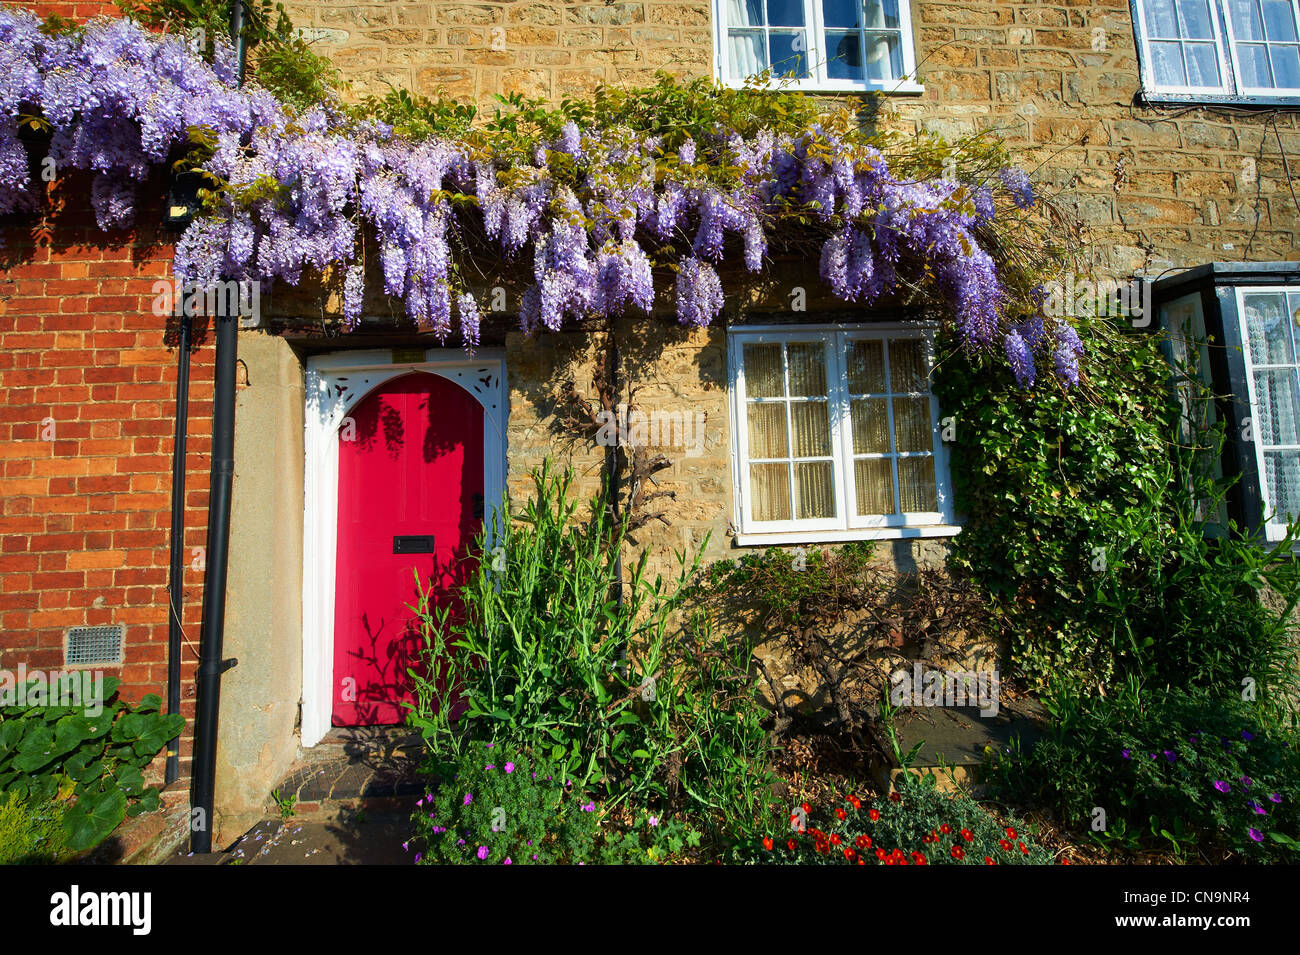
269, 726, 427, 817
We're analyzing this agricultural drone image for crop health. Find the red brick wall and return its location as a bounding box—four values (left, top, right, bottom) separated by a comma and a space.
0, 154, 211, 776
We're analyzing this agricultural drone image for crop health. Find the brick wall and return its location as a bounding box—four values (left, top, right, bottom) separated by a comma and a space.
0, 161, 210, 779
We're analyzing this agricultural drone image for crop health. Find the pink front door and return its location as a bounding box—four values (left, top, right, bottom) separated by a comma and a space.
332, 372, 484, 726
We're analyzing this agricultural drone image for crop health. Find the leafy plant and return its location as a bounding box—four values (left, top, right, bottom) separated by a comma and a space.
271, 788, 297, 821
740, 773, 1054, 865
0, 791, 73, 864
0, 678, 184, 852
986, 681, 1300, 862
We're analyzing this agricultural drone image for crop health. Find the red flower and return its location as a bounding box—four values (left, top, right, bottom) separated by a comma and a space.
830, 833, 842, 846
960, 828, 974, 842
843, 848, 855, 861
802, 802, 811, 814
835, 808, 846, 821
875, 847, 887, 860
848, 795, 862, 809
889, 792, 902, 803
999, 839, 1013, 851
911, 851, 925, 865
939, 823, 952, 834
787, 839, 797, 851
1061, 857, 1072, 865
951, 845, 965, 860
1018, 841, 1027, 855
857, 858, 866, 865
763, 837, 773, 851
855, 834, 871, 849
869, 808, 880, 821
984, 856, 996, 865
1005, 826, 1017, 839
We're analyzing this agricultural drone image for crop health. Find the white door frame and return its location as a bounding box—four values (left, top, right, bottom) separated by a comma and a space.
300, 347, 507, 748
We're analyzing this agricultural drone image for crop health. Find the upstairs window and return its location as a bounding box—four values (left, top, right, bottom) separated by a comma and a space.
715, 0, 921, 92
1135, 0, 1300, 101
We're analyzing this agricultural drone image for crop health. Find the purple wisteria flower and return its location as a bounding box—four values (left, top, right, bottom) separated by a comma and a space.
998, 167, 1035, 209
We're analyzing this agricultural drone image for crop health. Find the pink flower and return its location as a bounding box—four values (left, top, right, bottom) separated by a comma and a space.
505, 762, 515, 773
503, 857, 512, 865
477, 845, 490, 860
648, 816, 659, 827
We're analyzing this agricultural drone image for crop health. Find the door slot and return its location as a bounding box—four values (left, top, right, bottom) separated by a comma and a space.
393, 534, 436, 554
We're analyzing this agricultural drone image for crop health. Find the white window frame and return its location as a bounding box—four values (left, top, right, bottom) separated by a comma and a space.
728, 323, 958, 545
712, 0, 924, 94
1133, 0, 1300, 100
1235, 285, 1300, 542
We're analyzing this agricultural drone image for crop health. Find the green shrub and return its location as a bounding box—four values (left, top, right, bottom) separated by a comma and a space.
738, 773, 1054, 865
0, 791, 73, 864
409, 462, 779, 849
0, 678, 184, 852
986, 683, 1300, 861
408, 740, 700, 864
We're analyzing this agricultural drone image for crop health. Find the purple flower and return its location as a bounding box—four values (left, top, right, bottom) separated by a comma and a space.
1120, 749, 1132, 760
505, 762, 515, 773
1248, 828, 1263, 842
486, 742, 494, 748
503, 857, 513, 865
402, 841, 409, 851
477, 845, 490, 860
485, 765, 495, 771
1214, 780, 1231, 793
998, 167, 1035, 209
648, 816, 659, 827
581, 801, 595, 812
531, 854, 538, 860
432, 826, 445, 834
414, 853, 422, 863
1242, 776, 1253, 788
1248, 801, 1266, 815
464, 793, 473, 805
1242, 730, 1254, 741
1163, 750, 1177, 763
1269, 793, 1283, 804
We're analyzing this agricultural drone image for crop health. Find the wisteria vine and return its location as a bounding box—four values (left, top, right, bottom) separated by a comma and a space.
0, 9, 1080, 386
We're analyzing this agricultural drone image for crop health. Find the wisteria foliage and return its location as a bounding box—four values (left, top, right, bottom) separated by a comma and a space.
0, 10, 1079, 385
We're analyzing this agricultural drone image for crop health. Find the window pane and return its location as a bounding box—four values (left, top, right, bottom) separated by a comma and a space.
851, 398, 891, 453
769, 31, 810, 77
1264, 451, 1300, 522
729, 30, 767, 79
748, 402, 789, 458
786, 342, 827, 396
1146, 0, 1181, 37
863, 33, 902, 81
893, 396, 932, 452
794, 461, 835, 518
727, 0, 765, 26
855, 458, 895, 515
1229, 0, 1266, 38
750, 462, 791, 521
826, 31, 864, 79
1243, 293, 1295, 364
743, 342, 784, 397
1178, 0, 1216, 38
823, 0, 862, 28
899, 456, 938, 513
1150, 40, 1187, 84
1270, 44, 1300, 86
1254, 369, 1300, 445
889, 338, 929, 392
768, 0, 805, 25
790, 401, 831, 457
1184, 42, 1223, 84
873, 0, 901, 30
847, 340, 886, 393
1238, 41, 1275, 84
1263, 0, 1298, 40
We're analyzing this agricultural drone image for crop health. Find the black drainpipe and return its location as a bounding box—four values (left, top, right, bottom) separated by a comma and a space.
189, 0, 247, 853
164, 308, 191, 785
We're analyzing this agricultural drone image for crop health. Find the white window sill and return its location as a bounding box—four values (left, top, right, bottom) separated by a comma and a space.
734, 524, 962, 546
717, 78, 926, 96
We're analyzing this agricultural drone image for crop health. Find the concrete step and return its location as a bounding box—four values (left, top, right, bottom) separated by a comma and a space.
268, 726, 429, 820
